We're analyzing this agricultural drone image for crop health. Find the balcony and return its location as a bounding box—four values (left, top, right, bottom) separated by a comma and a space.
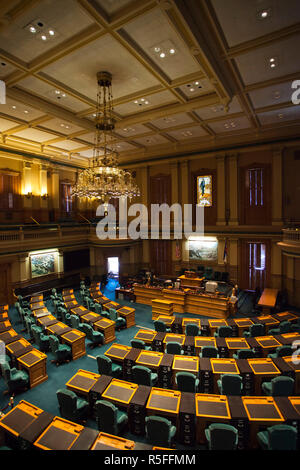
278, 227, 300, 255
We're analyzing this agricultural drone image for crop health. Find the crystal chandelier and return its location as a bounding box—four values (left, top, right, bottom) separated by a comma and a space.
71, 71, 140, 202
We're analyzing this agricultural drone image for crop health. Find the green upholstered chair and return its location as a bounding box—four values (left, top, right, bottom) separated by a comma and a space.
199, 346, 219, 358
81, 323, 104, 348
217, 374, 243, 396
243, 323, 265, 338
96, 354, 122, 378
57, 306, 68, 321
290, 317, 300, 333
262, 376, 295, 396
14, 302, 29, 325
94, 400, 128, 434
145, 416, 176, 447
214, 326, 233, 338
185, 323, 200, 337
56, 389, 89, 423
132, 365, 158, 386
93, 303, 102, 315
108, 308, 126, 330
175, 372, 199, 392
205, 423, 238, 450
59, 308, 72, 326
49, 335, 72, 366
31, 325, 50, 352
233, 349, 256, 360
17, 295, 30, 309
257, 424, 297, 450
70, 314, 85, 333
24, 315, 35, 341
84, 296, 95, 310
51, 288, 62, 300
268, 345, 293, 359
154, 320, 171, 333
1, 362, 29, 395
130, 339, 151, 351
166, 341, 184, 355
269, 320, 291, 336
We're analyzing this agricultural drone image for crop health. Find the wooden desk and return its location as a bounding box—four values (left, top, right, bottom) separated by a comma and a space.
61, 329, 86, 360
91, 432, 135, 450
30, 295, 43, 303
248, 358, 281, 395
81, 312, 102, 325
46, 322, 72, 338
37, 315, 58, 329
162, 289, 185, 313
281, 356, 300, 393
255, 335, 282, 356
0, 312, 8, 322
101, 379, 138, 408
34, 417, 84, 450
0, 320, 12, 332
0, 400, 44, 438
146, 387, 181, 421
157, 315, 175, 326
135, 350, 163, 370
32, 308, 51, 319
258, 288, 279, 314
117, 306, 135, 328
103, 301, 121, 312
105, 343, 132, 364
233, 318, 255, 336
278, 332, 300, 346
93, 317, 116, 344
163, 333, 185, 351
274, 311, 298, 322
62, 288, 74, 296
194, 337, 216, 355
242, 396, 284, 447
195, 394, 231, 443
17, 349, 48, 388
6, 338, 33, 366
133, 284, 164, 306
30, 301, 44, 311
225, 338, 250, 357
71, 306, 90, 318
256, 315, 280, 333
211, 358, 240, 393
66, 369, 101, 398
115, 288, 136, 302
152, 299, 173, 320
0, 328, 20, 345
186, 292, 229, 318
94, 296, 110, 305
64, 300, 80, 310
172, 355, 199, 385
208, 319, 228, 336
179, 275, 203, 288
62, 295, 76, 303
182, 318, 201, 334
134, 329, 157, 345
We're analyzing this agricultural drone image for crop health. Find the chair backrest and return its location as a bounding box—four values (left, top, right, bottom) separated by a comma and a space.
31, 325, 41, 345
217, 326, 233, 338
56, 389, 77, 416
96, 355, 112, 375
154, 320, 166, 332
131, 339, 146, 350
145, 416, 172, 446
176, 372, 197, 392
70, 315, 79, 329
166, 341, 182, 355
186, 323, 200, 337
220, 374, 243, 395
208, 423, 238, 450
279, 321, 291, 333
132, 365, 153, 386
94, 303, 102, 315
1, 363, 11, 382
267, 424, 297, 450
81, 323, 93, 339
49, 335, 59, 354
95, 400, 117, 432
201, 346, 219, 358
236, 349, 256, 359
109, 309, 117, 321
250, 323, 265, 337
271, 376, 295, 396
276, 345, 293, 357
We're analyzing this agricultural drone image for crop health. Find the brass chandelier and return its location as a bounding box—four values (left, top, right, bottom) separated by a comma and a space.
71, 71, 140, 202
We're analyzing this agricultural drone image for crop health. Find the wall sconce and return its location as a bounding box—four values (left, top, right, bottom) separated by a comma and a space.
41, 193, 49, 200
25, 192, 33, 199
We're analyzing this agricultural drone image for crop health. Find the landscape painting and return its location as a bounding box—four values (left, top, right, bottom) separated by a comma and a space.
31, 252, 55, 278
189, 239, 218, 261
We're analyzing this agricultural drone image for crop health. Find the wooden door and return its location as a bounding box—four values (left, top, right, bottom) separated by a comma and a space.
239, 240, 270, 290
150, 240, 172, 276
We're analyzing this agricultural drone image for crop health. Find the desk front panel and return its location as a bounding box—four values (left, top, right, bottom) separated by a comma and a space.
17, 349, 48, 388
195, 394, 231, 443
61, 330, 86, 360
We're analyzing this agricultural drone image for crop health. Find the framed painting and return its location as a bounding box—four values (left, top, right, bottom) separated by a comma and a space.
197, 175, 212, 207
30, 252, 55, 278
189, 238, 218, 261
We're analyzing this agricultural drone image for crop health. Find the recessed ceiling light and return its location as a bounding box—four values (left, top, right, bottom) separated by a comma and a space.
24, 110, 29, 114
145, 101, 149, 105
141, 98, 145, 102
29, 26, 36, 33
195, 81, 199, 85
258, 8, 271, 19
92, 113, 97, 117
61, 93, 66, 98
134, 100, 138, 104
49, 29, 55, 36
41, 34, 47, 41
160, 52, 166, 58
154, 46, 160, 53
55, 90, 60, 94
190, 88, 195, 92
169, 48, 175, 54
12, 105, 16, 110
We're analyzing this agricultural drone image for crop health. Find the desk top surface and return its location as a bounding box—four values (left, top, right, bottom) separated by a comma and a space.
6, 338, 31, 354
211, 359, 239, 374
146, 388, 181, 414
102, 379, 138, 404
182, 318, 201, 326
248, 358, 280, 374
163, 333, 185, 345
61, 329, 85, 342
66, 369, 100, 393
18, 349, 47, 366
208, 320, 228, 328
172, 355, 199, 372
242, 397, 284, 421
91, 432, 135, 450
34, 417, 83, 450
234, 318, 254, 327
105, 343, 131, 360
258, 289, 279, 307
0, 400, 43, 436
136, 350, 163, 367
257, 315, 279, 325
225, 338, 250, 349
256, 336, 282, 348
195, 394, 231, 419
94, 318, 115, 328
118, 307, 135, 315
195, 337, 216, 347
134, 330, 157, 342
157, 315, 174, 325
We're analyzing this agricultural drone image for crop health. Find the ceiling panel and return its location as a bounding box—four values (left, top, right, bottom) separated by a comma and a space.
165, 125, 207, 140
257, 105, 300, 125
207, 116, 252, 134
122, 7, 200, 80
195, 96, 242, 120
0, 0, 95, 63
248, 81, 295, 108
115, 142, 138, 152
16, 75, 89, 112
0, 117, 18, 132
177, 78, 214, 100
0, 61, 17, 79
149, 112, 195, 129
42, 34, 161, 101
114, 89, 177, 116
38, 117, 83, 135
12, 128, 57, 142
0, 98, 46, 122
116, 123, 150, 137
51, 140, 87, 151
211, 0, 300, 47
95, 0, 134, 16
133, 134, 171, 146
234, 35, 300, 85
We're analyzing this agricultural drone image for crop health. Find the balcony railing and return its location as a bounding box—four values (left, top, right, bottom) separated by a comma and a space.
282, 228, 300, 242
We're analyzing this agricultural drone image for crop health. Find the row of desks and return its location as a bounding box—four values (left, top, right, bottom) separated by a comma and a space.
157, 311, 300, 337
64, 369, 300, 448
133, 327, 300, 358
0, 400, 162, 451
104, 342, 300, 395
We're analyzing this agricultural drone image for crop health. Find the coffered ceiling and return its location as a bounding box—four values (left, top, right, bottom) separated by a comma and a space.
0, 0, 299, 166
